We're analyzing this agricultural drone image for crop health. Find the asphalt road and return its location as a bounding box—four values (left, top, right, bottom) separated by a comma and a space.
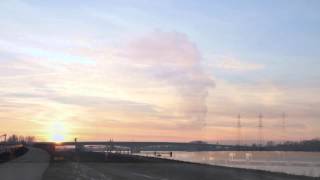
0, 147, 50, 180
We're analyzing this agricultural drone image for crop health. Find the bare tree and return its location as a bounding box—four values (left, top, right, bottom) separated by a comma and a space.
7, 134, 19, 144
25, 136, 35, 145
6, 134, 35, 145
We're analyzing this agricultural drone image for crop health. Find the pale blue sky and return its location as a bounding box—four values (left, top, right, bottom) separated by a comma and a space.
2, 0, 320, 84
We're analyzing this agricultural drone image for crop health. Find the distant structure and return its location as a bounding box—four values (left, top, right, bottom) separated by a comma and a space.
0, 134, 7, 152
0, 134, 6, 143
74, 137, 78, 152
282, 112, 287, 144
258, 113, 264, 146
237, 114, 242, 146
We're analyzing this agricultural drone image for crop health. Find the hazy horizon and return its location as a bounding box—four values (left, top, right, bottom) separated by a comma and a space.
1, 0, 320, 143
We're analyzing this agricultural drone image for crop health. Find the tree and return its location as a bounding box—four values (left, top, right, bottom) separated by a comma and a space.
266, 141, 275, 147
25, 136, 35, 144
6, 134, 35, 144
7, 134, 19, 144
19, 136, 25, 144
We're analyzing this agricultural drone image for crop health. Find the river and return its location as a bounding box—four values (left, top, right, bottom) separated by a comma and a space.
137, 151, 320, 177
58, 145, 320, 177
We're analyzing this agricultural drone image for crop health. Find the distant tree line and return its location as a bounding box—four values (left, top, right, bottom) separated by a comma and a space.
189, 140, 208, 144
6, 134, 35, 145
253, 138, 320, 151
142, 139, 320, 152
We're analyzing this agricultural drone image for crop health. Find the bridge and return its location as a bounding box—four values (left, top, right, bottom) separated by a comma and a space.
58, 141, 233, 152
34, 141, 234, 153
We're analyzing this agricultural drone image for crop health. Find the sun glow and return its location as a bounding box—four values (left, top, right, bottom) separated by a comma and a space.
47, 120, 70, 143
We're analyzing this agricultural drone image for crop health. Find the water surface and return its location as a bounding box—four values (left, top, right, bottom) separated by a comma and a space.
138, 151, 320, 177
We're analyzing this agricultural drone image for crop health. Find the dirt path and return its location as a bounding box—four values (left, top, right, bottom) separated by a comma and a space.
0, 147, 50, 180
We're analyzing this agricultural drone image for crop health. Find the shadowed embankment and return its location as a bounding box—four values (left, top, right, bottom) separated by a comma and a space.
42, 151, 318, 180
0, 146, 28, 163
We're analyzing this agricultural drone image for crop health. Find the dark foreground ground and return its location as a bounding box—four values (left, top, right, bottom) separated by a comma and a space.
0, 147, 49, 180
42, 152, 318, 180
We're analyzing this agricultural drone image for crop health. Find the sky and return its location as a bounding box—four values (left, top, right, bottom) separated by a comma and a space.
0, 0, 320, 143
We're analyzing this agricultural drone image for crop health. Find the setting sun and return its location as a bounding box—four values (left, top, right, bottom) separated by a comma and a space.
47, 121, 70, 143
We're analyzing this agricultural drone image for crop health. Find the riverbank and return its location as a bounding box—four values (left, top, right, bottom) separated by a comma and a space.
43, 152, 318, 180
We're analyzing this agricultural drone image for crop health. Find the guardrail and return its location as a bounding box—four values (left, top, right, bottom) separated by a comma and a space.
0, 144, 24, 153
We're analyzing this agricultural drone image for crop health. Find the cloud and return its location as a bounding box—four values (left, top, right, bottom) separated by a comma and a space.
213, 56, 265, 71
51, 95, 158, 114
0, 30, 216, 140
2, 27, 318, 141
121, 31, 200, 67
119, 31, 215, 128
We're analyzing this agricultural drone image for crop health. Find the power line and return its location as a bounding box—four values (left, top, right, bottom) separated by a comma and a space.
282, 112, 287, 143
258, 113, 263, 146
237, 114, 242, 146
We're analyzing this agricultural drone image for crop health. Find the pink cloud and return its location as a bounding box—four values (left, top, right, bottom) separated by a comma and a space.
119, 31, 215, 128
